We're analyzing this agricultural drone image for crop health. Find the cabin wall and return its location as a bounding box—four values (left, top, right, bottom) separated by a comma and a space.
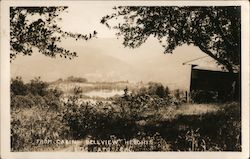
190, 68, 240, 101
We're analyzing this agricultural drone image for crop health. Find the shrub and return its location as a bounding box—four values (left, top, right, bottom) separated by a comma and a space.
11, 106, 69, 151
11, 78, 66, 151
43, 88, 63, 111
11, 95, 35, 108
11, 76, 28, 95
147, 82, 169, 98
27, 77, 49, 96
11, 76, 50, 96
190, 90, 218, 103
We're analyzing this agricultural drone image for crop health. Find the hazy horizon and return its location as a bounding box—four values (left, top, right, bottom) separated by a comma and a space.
10, 4, 221, 90
11, 37, 216, 90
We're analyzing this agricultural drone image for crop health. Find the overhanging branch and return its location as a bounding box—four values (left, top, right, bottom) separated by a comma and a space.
197, 44, 233, 72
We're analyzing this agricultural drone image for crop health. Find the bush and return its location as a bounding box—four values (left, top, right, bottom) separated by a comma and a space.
147, 82, 170, 98
27, 77, 49, 96
11, 78, 66, 151
190, 90, 218, 103
11, 76, 50, 96
62, 88, 120, 139
11, 95, 35, 108
11, 77, 28, 95
11, 107, 69, 151
170, 89, 187, 105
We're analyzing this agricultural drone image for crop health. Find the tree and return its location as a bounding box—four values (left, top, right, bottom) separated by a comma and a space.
155, 85, 167, 98
148, 82, 166, 98
10, 7, 97, 60
101, 6, 241, 72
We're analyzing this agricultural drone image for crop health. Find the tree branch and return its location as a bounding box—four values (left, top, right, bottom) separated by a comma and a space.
210, 15, 236, 53
197, 44, 233, 72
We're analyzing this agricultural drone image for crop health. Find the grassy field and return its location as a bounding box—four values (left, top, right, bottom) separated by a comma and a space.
58, 103, 234, 152
54, 102, 240, 152
11, 100, 241, 151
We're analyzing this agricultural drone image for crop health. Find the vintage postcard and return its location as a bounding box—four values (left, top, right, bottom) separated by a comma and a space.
1, 0, 249, 159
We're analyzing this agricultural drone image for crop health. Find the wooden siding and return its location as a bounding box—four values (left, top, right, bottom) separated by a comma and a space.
190, 68, 240, 101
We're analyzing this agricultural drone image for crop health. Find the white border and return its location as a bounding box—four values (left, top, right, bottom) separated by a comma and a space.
1, 1, 249, 159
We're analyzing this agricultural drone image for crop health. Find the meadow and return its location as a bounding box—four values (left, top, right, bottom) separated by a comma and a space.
10, 77, 241, 151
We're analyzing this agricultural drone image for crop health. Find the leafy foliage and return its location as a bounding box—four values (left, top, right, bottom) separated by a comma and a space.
101, 6, 241, 72
11, 106, 69, 151
10, 7, 97, 60
11, 78, 241, 151
11, 78, 67, 151
190, 90, 219, 103
11, 76, 28, 95
11, 76, 50, 96
27, 77, 49, 96
172, 102, 241, 151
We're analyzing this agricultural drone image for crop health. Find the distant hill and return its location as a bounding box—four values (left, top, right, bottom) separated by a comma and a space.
11, 38, 206, 90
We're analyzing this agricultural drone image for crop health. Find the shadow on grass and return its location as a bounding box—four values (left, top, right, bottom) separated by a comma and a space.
88, 102, 241, 151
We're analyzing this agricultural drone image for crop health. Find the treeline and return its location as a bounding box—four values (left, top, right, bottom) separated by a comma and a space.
53, 76, 88, 84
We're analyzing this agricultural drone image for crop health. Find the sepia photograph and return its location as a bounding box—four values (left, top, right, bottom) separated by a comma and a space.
1, 0, 249, 159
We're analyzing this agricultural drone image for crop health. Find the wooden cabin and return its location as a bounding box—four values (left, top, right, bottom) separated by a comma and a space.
190, 67, 240, 101
183, 56, 240, 102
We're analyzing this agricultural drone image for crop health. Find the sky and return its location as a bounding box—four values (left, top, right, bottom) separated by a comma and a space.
10, 3, 219, 90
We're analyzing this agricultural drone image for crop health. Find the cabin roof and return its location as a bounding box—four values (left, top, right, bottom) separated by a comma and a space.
183, 56, 226, 72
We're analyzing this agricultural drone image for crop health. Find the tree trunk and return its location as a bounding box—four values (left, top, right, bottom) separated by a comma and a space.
197, 44, 234, 73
